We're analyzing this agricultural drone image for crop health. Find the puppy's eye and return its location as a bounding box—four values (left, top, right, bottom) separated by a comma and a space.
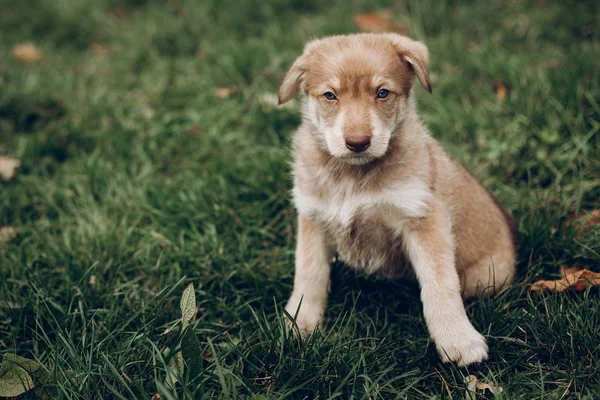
376, 89, 390, 99
324, 92, 337, 101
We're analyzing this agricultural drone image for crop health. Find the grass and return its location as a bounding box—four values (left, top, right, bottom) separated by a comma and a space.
0, 0, 599, 398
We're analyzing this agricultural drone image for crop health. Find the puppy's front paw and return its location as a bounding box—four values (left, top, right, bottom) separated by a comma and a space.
434, 325, 489, 366
284, 296, 324, 336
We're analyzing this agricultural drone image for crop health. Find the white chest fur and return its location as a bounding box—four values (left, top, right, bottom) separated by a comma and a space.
293, 178, 431, 227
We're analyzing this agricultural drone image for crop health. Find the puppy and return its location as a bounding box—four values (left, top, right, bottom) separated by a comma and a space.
278, 33, 516, 366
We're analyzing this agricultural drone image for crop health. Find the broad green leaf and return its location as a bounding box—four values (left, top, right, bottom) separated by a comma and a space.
1, 354, 44, 374
181, 327, 203, 380
180, 283, 196, 328
165, 351, 184, 389
464, 375, 477, 400
0, 353, 55, 399
0, 363, 34, 397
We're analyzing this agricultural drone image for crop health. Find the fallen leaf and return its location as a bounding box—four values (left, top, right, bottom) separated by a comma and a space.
151, 394, 161, 400
188, 125, 202, 136
143, 105, 155, 121
559, 264, 584, 276
12, 43, 43, 63
214, 86, 239, 98
531, 265, 600, 293
354, 11, 409, 33
567, 209, 600, 237
90, 43, 110, 56
464, 375, 503, 397
0, 227, 18, 247
0, 156, 21, 181
494, 82, 507, 102
106, 6, 128, 18
467, 41, 481, 52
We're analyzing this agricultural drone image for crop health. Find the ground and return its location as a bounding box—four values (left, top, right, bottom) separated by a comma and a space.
1, 0, 599, 398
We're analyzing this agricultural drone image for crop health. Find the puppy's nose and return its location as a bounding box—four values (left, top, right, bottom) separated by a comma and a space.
345, 135, 371, 152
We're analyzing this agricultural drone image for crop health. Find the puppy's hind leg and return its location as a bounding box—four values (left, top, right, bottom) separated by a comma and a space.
460, 250, 516, 299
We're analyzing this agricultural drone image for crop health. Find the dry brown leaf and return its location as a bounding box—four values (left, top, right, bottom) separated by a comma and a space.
188, 126, 202, 136
151, 394, 161, 400
465, 375, 503, 395
0, 156, 21, 181
90, 43, 110, 56
494, 82, 507, 102
354, 11, 409, 33
0, 227, 18, 247
567, 209, 600, 237
106, 6, 127, 19
214, 86, 239, 99
531, 265, 600, 293
559, 264, 584, 276
12, 43, 43, 63
467, 41, 481, 52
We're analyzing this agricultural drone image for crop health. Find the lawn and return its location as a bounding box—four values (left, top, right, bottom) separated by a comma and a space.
1, 0, 599, 398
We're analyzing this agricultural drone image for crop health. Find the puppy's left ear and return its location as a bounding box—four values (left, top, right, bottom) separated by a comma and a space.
387, 34, 432, 94
278, 56, 305, 105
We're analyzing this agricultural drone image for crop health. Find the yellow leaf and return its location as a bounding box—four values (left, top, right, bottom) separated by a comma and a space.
12, 43, 43, 64
0, 156, 21, 181
214, 86, 239, 98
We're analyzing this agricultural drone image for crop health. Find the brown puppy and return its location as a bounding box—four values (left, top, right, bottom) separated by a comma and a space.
279, 33, 516, 366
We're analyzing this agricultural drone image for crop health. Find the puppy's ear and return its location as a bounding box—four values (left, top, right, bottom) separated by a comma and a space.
387, 34, 432, 94
278, 56, 305, 105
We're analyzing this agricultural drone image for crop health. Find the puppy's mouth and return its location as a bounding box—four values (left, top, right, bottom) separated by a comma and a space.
339, 152, 377, 165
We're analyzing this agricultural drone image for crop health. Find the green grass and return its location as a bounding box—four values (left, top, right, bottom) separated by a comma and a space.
1, 0, 599, 398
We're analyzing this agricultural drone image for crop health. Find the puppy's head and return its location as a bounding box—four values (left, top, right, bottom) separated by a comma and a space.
279, 33, 431, 165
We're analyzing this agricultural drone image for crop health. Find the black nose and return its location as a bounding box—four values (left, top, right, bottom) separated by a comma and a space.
345, 135, 371, 152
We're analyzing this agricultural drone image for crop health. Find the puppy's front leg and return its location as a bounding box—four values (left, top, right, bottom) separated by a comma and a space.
285, 215, 331, 335
403, 202, 488, 366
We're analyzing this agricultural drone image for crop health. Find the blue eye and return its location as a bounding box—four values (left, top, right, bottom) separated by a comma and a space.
324, 92, 337, 100
377, 89, 390, 99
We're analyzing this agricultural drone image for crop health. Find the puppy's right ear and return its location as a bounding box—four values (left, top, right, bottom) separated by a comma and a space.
278, 56, 305, 105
